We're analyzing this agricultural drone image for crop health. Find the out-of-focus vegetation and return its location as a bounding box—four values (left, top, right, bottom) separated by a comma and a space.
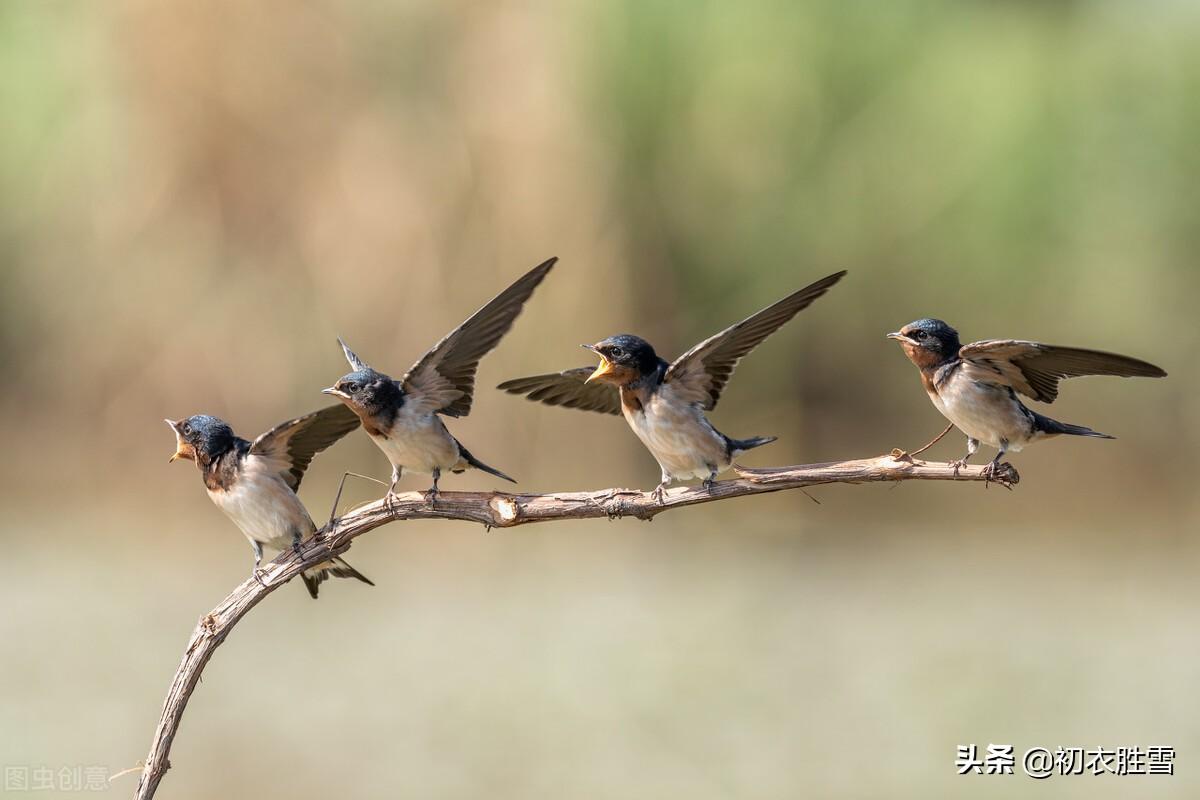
1, 1, 1196, 797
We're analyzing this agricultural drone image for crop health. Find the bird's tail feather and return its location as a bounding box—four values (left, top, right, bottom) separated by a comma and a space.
727, 435, 778, 457
456, 443, 517, 484
1032, 412, 1115, 440
301, 556, 374, 600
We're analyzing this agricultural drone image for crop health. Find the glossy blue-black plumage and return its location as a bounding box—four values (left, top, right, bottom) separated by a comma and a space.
900, 319, 961, 363
593, 334, 665, 376
177, 414, 239, 462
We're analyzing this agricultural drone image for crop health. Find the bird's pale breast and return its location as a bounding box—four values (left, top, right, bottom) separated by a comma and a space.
932, 371, 1036, 451
623, 384, 729, 480
207, 455, 315, 553
371, 407, 460, 475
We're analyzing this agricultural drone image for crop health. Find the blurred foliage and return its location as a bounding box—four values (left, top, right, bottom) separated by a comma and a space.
1, 1, 1197, 797
0, 0, 1196, 500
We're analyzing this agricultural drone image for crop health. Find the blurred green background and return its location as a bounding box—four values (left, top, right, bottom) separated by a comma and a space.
2, 1, 1197, 797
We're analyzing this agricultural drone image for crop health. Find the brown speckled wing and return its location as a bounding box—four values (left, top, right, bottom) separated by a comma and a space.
665, 270, 846, 409
249, 404, 361, 491
497, 367, 622, 416
959, 340, 1166, 403
401, 257, 557, 417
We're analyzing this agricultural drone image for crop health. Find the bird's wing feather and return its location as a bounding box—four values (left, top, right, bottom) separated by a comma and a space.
958, 339, 1166, 403
497, 367, 622, 415
401, 258, 556, 417
664, 270, 846, 409
249, 404, 361, 491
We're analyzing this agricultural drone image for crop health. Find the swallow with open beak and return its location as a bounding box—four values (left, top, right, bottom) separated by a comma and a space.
887, 318, 1167, 479
322, 257, 556, 502
497, 270, 847, 501
166, 406, 372, 598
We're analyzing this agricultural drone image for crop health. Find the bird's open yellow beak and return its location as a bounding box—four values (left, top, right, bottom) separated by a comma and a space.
581, 344, 614, 384
586, 359, 616, 384
165, 419, 189, 463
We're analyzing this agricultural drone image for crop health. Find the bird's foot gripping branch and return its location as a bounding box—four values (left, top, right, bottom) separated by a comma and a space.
135, 452, 1010, 800
882, 447, 1020, 488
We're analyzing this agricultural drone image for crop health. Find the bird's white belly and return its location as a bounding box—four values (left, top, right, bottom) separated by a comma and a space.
371, 411, 460, 475
931, 379, 1033, 451
207, 463, 314, 554
625, 396, 729, 480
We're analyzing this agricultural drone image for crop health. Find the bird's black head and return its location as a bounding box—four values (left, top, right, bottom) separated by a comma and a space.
887, 318, 962, 368
582, 334, 660, 386
322, 367, 402, 421
166, 414, 237, 466
322, 337, 403, 423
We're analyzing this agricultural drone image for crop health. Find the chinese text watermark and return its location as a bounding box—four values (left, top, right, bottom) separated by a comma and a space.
3, 765, 112, 792
956, 745, 1174, 778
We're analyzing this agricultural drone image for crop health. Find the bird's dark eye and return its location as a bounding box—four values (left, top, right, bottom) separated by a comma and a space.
344, 382, 360, 394
914, 330, 928, 340
609, 346, 625, 358
181, 423, 193, 436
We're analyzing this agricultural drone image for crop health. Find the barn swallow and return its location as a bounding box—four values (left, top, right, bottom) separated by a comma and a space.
166, 405, 373, 599
497, 270, 847, 501
322, 257, 556, 502
887, 318, 1167, 479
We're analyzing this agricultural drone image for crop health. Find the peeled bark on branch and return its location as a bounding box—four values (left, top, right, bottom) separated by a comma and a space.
133, 452, 1016, 799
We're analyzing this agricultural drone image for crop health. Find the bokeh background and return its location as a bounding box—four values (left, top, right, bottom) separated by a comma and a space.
2, 1, 1198, 797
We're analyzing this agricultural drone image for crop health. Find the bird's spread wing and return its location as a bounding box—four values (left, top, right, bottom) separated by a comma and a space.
958, 339, 1166, 403
664, 270, 846, 409
249, 404, 361, 491
400, 257, 556, 417
497, 368, 622, 415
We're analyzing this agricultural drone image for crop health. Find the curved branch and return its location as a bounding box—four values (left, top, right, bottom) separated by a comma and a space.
133, 452, 1016, 799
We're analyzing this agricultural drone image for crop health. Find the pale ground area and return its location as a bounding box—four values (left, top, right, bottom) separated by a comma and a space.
2, 491, 1195, 799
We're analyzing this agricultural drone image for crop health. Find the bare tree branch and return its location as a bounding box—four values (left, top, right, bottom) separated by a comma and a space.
133, 452, 1016, 799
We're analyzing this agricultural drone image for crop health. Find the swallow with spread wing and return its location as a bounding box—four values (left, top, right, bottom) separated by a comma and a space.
887, 318, 1167, 479
166, 406, 372, 599
497, 270, 847, 501
323, 257, 556, 502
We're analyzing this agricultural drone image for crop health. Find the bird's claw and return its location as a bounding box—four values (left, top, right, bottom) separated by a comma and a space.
949, 458, 968, 475
424, 486, 439, 506
252, 568, 269, 588
651, 484, 668, 504
979, 461, 1018, 489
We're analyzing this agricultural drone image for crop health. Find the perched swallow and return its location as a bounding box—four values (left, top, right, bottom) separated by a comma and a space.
323, 257, 556, 501
497, 270, 847, 500
887, 318, 1167, 478
166, 406, 373, 599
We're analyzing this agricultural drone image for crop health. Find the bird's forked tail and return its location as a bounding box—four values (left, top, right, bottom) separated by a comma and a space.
455, 443, 517, 484
1032, 411, 1115, 440
301, 556, 374, 600
726, 435, 778, 457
